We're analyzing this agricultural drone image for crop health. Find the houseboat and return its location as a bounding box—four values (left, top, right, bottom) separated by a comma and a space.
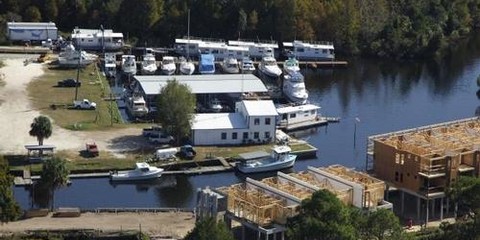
276, 104, 330, 131
228, 39, 279, 59
71, 27, 124, 51
283, 40, 335, 61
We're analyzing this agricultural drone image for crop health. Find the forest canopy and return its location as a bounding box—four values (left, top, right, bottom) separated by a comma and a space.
1, 0, 479, 59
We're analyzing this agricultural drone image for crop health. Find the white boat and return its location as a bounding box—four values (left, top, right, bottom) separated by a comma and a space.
121, 55, 137, 76
58, 43, 98, 68
240, 57, 256, 74
141, 51, 157, 75
276, 103, 328, 131
236, 145, 297, 173
283, 57, 300, 74
258, 56, 282, 78
283, 40, 335, 61
161, 56, 176, 75
228, 40, 279, 59
103, 52, 116, 78
125, 94, 149, 118
179, 57, 195, 75
209, 98, 223, 112
221, 56, 239, 74
110, 162, 164, 181
199, 54, 215, 74
283, 71, 308, 104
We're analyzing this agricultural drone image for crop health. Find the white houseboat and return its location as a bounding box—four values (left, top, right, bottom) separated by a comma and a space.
228, 39, 279, 60
71, 27, 124, 51
283, 40, 335, 61
276, 104, 329, 131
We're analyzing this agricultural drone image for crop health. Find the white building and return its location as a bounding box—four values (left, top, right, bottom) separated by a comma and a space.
71, 27, 124, 51
191, 100, 277, 145
7, 22, 58, 42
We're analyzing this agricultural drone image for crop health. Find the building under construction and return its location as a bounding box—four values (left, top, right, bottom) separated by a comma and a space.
197, 165, 391, 240
367, 117, 480, 223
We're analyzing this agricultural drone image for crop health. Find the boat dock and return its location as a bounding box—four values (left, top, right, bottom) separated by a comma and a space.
277, 116, 340, 131
0, 46, 51, 54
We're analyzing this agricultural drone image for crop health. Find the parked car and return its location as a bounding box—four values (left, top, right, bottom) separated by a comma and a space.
73, 99, 96, 110
58, 78, 81, 87
178, 145, 196, 160
85, 142, 99, 157
149, 133, 175, 145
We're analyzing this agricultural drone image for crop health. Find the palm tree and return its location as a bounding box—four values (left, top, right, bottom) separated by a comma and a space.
29, 116, 52, 145
39, 157, 70, 210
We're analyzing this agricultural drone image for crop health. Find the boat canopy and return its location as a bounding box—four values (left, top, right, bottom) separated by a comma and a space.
238, 151, 270, 160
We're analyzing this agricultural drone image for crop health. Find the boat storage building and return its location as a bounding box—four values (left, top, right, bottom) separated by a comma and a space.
7, 22, 58, 42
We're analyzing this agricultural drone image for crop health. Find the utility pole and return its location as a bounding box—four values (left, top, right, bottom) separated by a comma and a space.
74, 49, 81, 101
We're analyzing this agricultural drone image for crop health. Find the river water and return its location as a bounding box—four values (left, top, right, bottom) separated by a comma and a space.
13, 34, 480, 210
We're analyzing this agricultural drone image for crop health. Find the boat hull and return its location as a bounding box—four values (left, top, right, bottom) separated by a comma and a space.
110, 168, 163, 181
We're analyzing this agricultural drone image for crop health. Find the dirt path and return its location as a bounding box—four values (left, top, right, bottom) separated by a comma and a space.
0, 56, 144, 156
0, 212, 195, 239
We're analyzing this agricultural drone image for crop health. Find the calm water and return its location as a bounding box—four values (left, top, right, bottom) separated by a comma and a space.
13, 34, 480, 210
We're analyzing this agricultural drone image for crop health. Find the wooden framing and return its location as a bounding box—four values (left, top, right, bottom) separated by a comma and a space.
370, 117, 480, 197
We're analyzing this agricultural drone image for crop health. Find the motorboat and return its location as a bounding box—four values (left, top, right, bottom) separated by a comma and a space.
283, 57, 300, 74
236, 145, 297, 173
125, 94, 149, 118
179, 57, 195, 75
161, 56, 176, 75
199, 54, 215, 74
283, 40, 335, 61
221, 56, 239, 74
58, 43, 98, 68
258, 56, 282, 78
121, 55, 137, 76
103, 52, 116, 78
209, 98, 223, 112
141, 51, 157, 75
283, 71, 308, 104
110, 162, 164, 181
240, 57, 256, 74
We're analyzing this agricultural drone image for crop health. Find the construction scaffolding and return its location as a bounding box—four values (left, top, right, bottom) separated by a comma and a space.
369, 117, 480, 196
209, 165, 389, 228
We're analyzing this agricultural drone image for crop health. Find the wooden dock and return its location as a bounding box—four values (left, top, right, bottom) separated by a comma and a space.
278, 116, 340, 132
0, 46, 51, 54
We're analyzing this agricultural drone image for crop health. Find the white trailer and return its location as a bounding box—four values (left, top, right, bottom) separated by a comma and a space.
154, 148, 178, 161
7, 22, 58, 42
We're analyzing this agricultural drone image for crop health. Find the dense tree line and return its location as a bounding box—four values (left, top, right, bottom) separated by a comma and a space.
0, 0, 479, 59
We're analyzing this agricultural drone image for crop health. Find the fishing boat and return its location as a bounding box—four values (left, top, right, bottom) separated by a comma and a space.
283, 71, 308, 104
283, 57, 300, 74
240, 57, 256, 74
236, 145, 296, 173
110, 162, 164, 181
141, 49, 157, 75
161, 56, 176, 75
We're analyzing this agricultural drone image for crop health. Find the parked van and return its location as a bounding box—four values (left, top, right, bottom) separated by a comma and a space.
155, 148, 178, 161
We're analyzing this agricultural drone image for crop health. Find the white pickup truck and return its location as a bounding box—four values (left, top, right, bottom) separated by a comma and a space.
73, 99, 97, 110
149, 132, 175, 145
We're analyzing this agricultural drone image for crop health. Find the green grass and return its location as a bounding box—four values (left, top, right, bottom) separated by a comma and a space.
27, 62, 123, 131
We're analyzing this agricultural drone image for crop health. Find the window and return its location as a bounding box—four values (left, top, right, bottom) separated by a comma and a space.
265, 118, 271, 125
265, 132, 270, 139
221, 132, 227, 140
243, 132, 248, 139
254, 132, 259, 139
232, 132, 237, 139
254, 118, 260, 125
395, 171, 399, 182
289, 113, 296, 118
400, 173, 403, 182
311, 110, 316, 115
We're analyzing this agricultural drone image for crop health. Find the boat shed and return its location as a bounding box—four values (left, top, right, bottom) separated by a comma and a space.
191, 100, 277, 145
7, 22, 58, 42
133, 74, 268, 104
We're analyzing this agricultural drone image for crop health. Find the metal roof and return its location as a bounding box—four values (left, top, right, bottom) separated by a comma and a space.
238, 151, 270, 160
8, 22, 57, 29
192, 113, 247, 130
24, 145, 56, 150
135, 74, 268, 95
241, 100, 278, 116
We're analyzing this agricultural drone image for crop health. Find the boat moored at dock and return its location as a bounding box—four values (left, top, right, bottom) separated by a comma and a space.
110, 162, 164, 181
276, 104, 339, 131
236, 145, 297, 173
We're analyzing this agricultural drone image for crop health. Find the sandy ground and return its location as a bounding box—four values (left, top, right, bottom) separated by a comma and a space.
0, 56, 143, 156
0, 55, 195, 237
0, 212, 195, 238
